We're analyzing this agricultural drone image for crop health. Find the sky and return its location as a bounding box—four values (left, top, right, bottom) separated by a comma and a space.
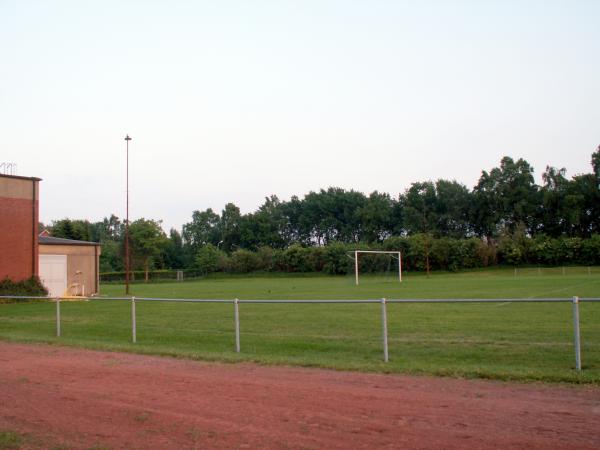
1, 1, 599, 232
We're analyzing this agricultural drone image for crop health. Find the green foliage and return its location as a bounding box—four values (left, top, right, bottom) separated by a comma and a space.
473, 156, 539, 237
228, 249, 262, 273
194, 244, 228, 274
47, 149, 600, 274
128, 218, 169, 278
581, 235, 600, 265
277, 245, 316, 272
0, 276, 48, 298
50, 218, 93, 241
322, 243, 353, 275
497, 225, 530, 265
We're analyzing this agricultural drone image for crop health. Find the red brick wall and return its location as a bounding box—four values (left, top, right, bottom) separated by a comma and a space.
0, 196, 38, 282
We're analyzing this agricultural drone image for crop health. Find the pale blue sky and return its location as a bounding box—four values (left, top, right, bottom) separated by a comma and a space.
1, 1, 599, 232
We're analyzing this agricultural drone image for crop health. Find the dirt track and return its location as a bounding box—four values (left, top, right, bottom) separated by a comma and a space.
1, 343, 599, 449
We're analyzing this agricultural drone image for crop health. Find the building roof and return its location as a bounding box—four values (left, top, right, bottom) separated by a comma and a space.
39, 236, 101, 247
0, 173, 42, 181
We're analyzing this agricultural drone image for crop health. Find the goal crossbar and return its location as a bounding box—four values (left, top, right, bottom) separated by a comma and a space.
353, 250, 402, 285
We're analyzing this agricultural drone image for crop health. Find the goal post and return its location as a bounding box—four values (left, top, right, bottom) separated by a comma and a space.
353, 250, 402, 285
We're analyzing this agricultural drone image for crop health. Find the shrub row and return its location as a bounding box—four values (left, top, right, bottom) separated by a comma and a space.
100, 234, 600, 280
0, 276, 48, 299
497, 234, 600, 266
189, 236, 491, 275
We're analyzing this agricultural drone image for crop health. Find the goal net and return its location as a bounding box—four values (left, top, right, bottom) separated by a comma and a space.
351, 250, 402, 285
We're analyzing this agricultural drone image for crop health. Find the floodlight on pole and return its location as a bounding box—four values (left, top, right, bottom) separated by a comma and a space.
125, 134, 132, 295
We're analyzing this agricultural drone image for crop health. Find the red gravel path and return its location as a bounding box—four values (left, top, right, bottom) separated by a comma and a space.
1, 342, 599, 449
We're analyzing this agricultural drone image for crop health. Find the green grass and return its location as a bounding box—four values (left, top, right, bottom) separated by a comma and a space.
0, 430, 24, 450
1, 268, 599, 383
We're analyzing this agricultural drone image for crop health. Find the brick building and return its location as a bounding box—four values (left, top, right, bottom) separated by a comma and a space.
0, 174, 41, 282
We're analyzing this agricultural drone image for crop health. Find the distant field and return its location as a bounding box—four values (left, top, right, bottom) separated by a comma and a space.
101, 266, 600, 300
1, 268, 599, 383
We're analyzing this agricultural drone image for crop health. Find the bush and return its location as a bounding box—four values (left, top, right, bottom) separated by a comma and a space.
277, 245, 315, 272
102, 234, 600, 279
322, 243, 352, 275
229, 249, 262, 273
0, 276, 48, 298
195, 244, 229, 274
581, 235, 600, 265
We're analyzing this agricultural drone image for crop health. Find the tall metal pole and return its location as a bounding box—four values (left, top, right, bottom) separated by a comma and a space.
125, 135, 132, 295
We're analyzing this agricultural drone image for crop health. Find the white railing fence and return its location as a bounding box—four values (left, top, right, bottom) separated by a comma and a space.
2, 295, 599, 372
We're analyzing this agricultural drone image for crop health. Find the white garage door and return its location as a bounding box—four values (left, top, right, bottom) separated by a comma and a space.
39, 255, 67, 297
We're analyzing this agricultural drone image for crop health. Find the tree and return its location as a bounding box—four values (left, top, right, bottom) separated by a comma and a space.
434, 180, 472, 238
240, 195, 288, 250
182, 208, 221, 252
567, 174, 600, 237
358, 191, 394, 243
219, 203, 242, 252
592, 145, 600, 182
539, 166, 571, 236
472, 157, 539, 239
164, 228, 185, 269
50, 219, 93, 241
401, 182, 437, 275
401, 182, 437, 235
301, 188, 367, 244
128, 219, 168, 281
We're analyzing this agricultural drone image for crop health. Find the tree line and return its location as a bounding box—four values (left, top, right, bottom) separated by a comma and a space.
44, 150, 600, 277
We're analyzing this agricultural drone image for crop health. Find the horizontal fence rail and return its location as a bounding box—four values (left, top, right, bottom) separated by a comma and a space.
2, 296, 600, 303
2, 295, 599, 371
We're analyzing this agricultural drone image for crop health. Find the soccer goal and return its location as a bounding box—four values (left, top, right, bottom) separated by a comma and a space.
352, 250, 402, 285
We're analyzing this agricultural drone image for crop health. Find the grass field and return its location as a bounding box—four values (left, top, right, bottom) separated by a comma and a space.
1, 267, 599, 383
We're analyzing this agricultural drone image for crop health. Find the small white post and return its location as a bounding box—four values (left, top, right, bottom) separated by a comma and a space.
514, 267, 517, 277
588, 267, 591, 276
398, 252, 402, 282
234, 298, 240, 352
572, 296, 581, 371
131, 296, 137, 343
56, 297, 61, 337
381, 298, 389, 362
355, 251, 359, 286
562, 266, 566, 276
537, 267, 541, 276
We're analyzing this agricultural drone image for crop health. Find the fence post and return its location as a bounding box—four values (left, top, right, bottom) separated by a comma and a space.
131, 296, 137, 343
234, 298, 240, 353
56, 297, 61, 337
381, 298, 389, 362
355, 251, 359, 286
572, 296, 581, 371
